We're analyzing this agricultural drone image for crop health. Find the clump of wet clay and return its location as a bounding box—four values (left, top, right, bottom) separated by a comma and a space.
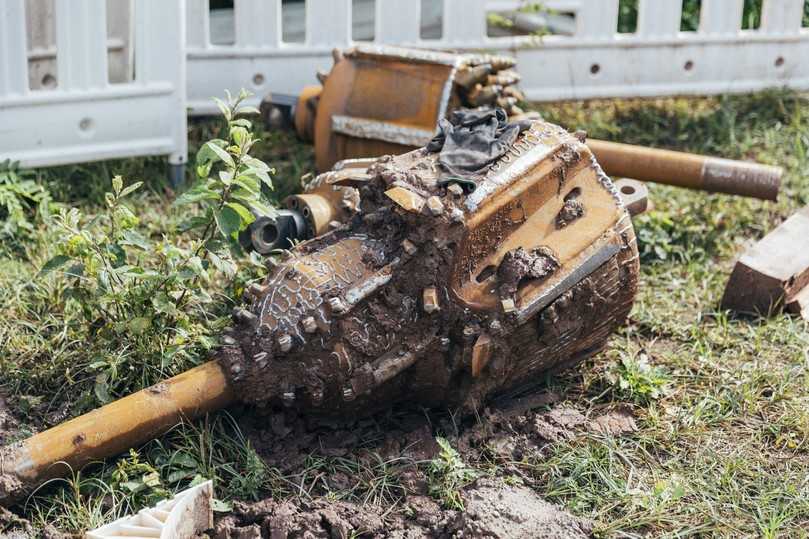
497, 246, 560, 297
556, 197, 585, 228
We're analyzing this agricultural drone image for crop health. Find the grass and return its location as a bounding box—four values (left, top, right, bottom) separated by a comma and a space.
2, 90, 809, 536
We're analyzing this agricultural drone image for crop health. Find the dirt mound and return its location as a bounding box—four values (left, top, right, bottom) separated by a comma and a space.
208, 394, 621, 538
209, 478, 591, 538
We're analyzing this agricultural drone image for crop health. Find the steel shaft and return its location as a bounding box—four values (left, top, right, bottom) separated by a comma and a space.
0, 361, 234, 506
587, 139, 782, 201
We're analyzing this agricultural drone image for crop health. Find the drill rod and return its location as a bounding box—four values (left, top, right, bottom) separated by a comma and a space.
0, 361, 234, 506
588, 139, 782, 201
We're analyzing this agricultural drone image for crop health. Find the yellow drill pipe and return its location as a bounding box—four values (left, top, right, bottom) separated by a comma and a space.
0, 361, 234, 506
587, 139, 782, 201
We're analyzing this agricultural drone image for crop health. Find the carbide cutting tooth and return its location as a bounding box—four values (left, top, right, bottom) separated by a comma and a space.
328, 297, 348, 314
233, 308, 257, 324
253, 351, 268, 362
342, 387, 356, 401
282, 391, 295, 403
401, 239, 417, 256
278, 334, 293, 352
247, 282, 267, 297
501, 298, 516, 313
302, 316, 317, 333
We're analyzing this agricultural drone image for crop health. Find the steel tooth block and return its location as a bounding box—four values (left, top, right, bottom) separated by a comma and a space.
401, 239, 418, 255
328, 297, 348, 314
302, 316, 318, 333
247, 282, 267, 297
422, 287, 440, 313
278, 334, 293, 352
233, 308, 257, 324
426, 196, 445, 216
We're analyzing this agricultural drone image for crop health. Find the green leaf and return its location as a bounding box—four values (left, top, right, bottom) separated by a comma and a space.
174, 184, 221, 207
225, 202, 255, 227
206, 142, 235, 168
214, 206, 242, 238
95, 373, 112, 404
213, 97, 231, 120
233, 174, 260, 195
39, 254, 71, 275
119, 181, 143, 198
230, 118, 252, 129
120, 229, 151, 250
230, 125, 249, 147
112, 175, 123, 195
128, 317, 151, 334
209, 250, 237, 279
218, 170, 233, 186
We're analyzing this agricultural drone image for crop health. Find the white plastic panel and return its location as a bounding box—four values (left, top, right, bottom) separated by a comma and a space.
0, 0, 28, 96
376, 0, 421, 44
1, 0, 187, 169
307, 0, 352, 46
638, 0, 683, 37
444, 0, 487, 44
236, 0, 282, 47
700, 0, 744, 35
576, 0, 619, 38
86, 481, 213, 539
760, 0, 805, 33
187, 0, 211, 49
54, 0, 108, 90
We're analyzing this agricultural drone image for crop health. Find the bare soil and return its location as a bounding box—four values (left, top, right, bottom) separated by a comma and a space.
202, 393, 637, 538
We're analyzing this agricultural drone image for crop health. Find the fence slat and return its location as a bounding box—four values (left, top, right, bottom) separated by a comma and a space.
761, 0, 805, 33
236, 0, 281, 47
187, 0, 210, 49
576, 0, 618, 38
638, 0, 682, 37
134, 0, 187, 165
55, 0, 108, 90
306, 0, 352, 46
444, 0, 487, 43
376, 0, 421, 44
0, 0, 28, 95
700, 0, 743, 34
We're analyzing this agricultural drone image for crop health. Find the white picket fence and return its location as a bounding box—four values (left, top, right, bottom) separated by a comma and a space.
1, 0, 808, 169
0, 0, 187, 172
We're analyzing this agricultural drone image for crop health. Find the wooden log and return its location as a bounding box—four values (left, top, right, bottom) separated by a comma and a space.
721, 206, 809, 318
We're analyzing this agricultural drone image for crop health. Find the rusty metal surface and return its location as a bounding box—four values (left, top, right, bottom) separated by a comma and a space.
220, 118, 639, 415
331, 115, 435, 147
614, 178, 649, 216
587, 139, 782, 201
